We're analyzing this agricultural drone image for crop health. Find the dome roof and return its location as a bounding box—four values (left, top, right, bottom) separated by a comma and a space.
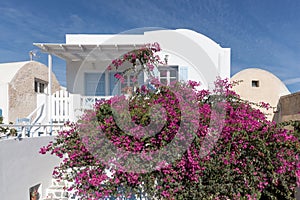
0, 61, 31, 84
232, 68, 290, 96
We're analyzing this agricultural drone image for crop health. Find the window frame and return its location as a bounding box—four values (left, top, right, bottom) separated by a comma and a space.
34, 78, 48, 94
251, 80, 260, 88
157, 65, 179, 85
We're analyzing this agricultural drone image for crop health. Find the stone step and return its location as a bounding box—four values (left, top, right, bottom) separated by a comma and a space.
43, 178, 70, 200
43, 178, 81, 200
51, 179, 67, 187
45, 190, 68, 198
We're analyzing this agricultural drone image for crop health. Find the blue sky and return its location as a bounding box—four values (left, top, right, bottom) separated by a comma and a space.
1, 0, 300, 92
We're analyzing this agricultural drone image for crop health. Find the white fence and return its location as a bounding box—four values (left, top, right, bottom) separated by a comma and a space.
0, 91, 113, 139
52, 90, 72, 123
51, 90, 112, 124
80, 95, 113, 110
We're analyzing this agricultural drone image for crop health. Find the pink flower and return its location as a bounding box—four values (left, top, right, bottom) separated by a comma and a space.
147, 63, 154, 71
131, 76, 137, 83
39, 46, 300, 199
39, 146, 48, 154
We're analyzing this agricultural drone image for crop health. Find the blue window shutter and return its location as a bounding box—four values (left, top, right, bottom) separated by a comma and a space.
138, 72, 145, 86
179, 66, 188, 82
153, 66, 160, 78
110, 72, 121, 95
95, 74, 106, 96
85, 73, 106, 96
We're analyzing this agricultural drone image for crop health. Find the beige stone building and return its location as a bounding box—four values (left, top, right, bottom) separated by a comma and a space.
231, 68, 290, 120
273, 92, 300, 123
0, 61, 60, 124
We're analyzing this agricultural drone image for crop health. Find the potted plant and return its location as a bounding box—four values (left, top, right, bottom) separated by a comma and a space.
9, 127, 17, 137
0, 125, 8, 138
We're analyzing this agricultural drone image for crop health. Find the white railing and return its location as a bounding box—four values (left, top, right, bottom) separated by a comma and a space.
80, 95, 113, 110
52, 90, 113, 122
16, 91, 115, 138
52, 90, 114, 122
0, 124, 65, 139
0, 91, 115, 139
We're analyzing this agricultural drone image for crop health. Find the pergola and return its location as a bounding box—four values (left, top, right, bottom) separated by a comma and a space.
33, 43, 145, 125
34, 43, 145, 61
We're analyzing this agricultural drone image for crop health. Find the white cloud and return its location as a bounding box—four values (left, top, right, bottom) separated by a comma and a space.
283, 77, 300, 85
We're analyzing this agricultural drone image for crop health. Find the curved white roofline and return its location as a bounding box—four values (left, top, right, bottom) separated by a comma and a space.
232, 68, 285, 83
0, 61, 31, 83
38, 28, 231, 88
174, 29, 228, 70
66, 29, 225, 48
232, 68, 290, 95
175, 29, 221, 49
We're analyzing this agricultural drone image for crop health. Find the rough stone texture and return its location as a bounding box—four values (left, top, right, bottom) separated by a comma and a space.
8, 61, 60, 123
273, 91, 300, 123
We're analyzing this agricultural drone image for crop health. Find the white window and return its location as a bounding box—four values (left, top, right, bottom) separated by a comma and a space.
120, 73, 144, 94
84, 72, 144, 96
158, 66, 179, 85
34, 79, 48, 93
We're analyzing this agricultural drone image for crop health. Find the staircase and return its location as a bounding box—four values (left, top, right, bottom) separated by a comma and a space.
43, 178, 73, 200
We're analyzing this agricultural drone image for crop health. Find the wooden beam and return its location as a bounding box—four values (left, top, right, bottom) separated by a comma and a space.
60, 44, 67, 51
79, 44, 86, 52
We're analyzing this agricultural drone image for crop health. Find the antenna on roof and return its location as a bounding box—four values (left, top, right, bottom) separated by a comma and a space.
29, 49, 40, 61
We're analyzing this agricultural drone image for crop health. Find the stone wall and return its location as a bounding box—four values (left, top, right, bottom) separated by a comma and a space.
273, 92, 300, 123
8, 61, 60, 123
272, 92, 300, 200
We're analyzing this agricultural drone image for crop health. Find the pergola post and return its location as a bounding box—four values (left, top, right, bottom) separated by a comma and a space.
48, 54, 53, 134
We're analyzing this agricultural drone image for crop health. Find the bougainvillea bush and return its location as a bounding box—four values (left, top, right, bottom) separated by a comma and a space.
40, 44, 300, 200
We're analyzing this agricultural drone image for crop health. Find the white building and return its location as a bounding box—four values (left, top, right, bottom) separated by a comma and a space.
33, 29, 230, 124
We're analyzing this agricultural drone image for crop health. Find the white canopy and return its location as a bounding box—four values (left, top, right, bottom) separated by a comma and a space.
33, 43, 145, 61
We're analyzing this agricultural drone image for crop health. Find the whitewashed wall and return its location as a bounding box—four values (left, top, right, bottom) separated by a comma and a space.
67, 60, 111, 95
65, 29, 231, 94
0, 136, 61, 200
